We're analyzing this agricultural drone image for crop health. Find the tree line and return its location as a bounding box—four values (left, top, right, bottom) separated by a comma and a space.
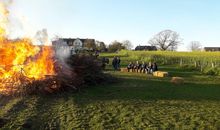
84, 40, 133, 53
84, 29, 203, 52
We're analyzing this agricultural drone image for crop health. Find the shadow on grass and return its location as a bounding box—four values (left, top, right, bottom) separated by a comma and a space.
0, 96, 16, 108
0, 94, 65, 129
1, 65, 220, 129
1, 75, 220, 129
71, 74, 220, 104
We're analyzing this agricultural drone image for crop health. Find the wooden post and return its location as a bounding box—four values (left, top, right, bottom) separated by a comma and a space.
180, 58, 183, 67
200, 64, 203, 72
200, 61, 203, 72
194, 61, 197, 68
211, 62, 215, 68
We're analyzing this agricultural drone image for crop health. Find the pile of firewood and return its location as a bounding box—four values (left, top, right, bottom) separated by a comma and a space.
1, 54, 114, 96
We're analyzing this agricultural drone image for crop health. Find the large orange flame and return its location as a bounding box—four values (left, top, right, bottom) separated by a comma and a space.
0, 1, 55, 94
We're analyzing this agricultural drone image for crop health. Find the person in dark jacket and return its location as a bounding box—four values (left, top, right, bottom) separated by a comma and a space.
127, 62, 134, 72
134, 61, 142, 72
112, 56, 118, 71
147, 62, 153, 74
94, 50, 99, 58
140, 61, 147, 73
101, 57, 109, 69
116, 57, 121, 70
152, 62, 158, 72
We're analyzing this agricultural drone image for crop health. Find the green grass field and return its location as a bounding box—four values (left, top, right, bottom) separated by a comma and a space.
1, 53, 220, 129
101, 50, 220, 72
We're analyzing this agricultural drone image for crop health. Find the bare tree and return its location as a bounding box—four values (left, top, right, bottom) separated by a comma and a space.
188, 41, 202, 51
122, 40, 133, 50
148, 30, 182, 51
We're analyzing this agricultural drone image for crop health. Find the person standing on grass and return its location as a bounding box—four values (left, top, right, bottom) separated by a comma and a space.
94, 50, 99, 58
101, 57, 109, 70
116, 57, 121, 70
152, 62, 158, 72
112, 56, 118, 71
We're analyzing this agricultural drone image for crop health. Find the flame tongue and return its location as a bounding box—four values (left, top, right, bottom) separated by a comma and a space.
0, 1, 56, 94
0, 39, 55, 79
0, 38, 56, 94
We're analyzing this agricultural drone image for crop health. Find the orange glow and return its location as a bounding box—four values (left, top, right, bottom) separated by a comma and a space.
0, 1, 55, 94
0, 39, 56, 94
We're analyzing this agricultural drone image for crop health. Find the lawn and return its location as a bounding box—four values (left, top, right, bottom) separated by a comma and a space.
0, 63, 220, 130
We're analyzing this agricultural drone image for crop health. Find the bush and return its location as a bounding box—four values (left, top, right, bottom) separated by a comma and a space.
67, 54, 116, 86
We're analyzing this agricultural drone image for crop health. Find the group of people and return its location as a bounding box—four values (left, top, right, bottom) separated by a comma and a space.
111, 56, 158, 73
112, 56, 121, 70
127, 61, 158, 74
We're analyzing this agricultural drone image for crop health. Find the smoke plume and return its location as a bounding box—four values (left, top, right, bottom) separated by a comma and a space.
34, 28, 49, 45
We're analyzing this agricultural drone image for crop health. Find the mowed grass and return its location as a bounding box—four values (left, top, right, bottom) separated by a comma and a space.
1, 65, 220, 129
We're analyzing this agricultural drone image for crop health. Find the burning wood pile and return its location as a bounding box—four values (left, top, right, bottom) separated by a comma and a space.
0, 48, 110, 96
0, 1, 50, 95
0, 1, 114, 96
0, 2, 56, 95
0, 39, 57, 95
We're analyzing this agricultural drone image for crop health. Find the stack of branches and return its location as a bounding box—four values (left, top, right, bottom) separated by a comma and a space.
67, 54, 115, 86
0, 54, 116, 96
0, 61, 82, 96
0, 72, 33, 96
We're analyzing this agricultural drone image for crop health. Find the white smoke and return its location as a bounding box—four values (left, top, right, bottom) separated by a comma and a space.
0, 0, 12, 37
0, 0, 50, 44
0, 0, 29, 39
33, 28, 50, 45
53, 38, 74, 77
53, 39, 71, 60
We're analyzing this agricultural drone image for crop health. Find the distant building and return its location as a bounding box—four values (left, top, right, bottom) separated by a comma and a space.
52, 38, 95, 55
135, 45, 157, 51
52, 38, 95, 48
204, 47, 220, 52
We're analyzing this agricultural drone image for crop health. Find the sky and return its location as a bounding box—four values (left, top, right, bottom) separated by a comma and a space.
8, 0, 220, 51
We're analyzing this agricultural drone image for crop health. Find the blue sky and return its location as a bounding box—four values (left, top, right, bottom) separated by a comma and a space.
10, 0, 220, 50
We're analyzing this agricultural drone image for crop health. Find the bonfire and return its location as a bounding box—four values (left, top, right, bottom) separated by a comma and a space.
0, 1, 57, 95
0, 1, 109, 95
